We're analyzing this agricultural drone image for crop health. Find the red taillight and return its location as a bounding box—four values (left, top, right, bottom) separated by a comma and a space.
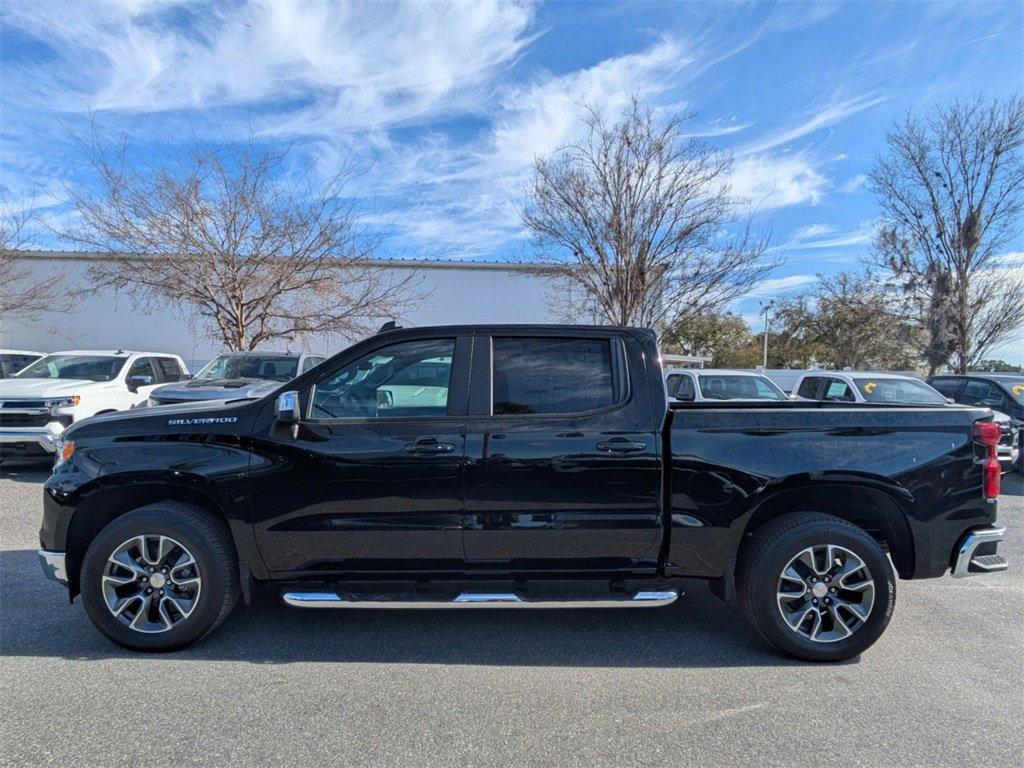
984, 458, 1001, 500
974, 420, 1001, 501
974, 421, 1001, 448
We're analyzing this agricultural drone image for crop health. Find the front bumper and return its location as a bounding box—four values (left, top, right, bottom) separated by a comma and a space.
38, 549, 69, 585
952, 525, 1008, 578
0, 423, 65, 454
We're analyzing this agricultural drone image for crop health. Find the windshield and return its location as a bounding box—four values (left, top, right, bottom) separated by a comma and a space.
16, 354, 126, 382
195, 354, 299, 383
999, 380, 1024, 404
853, 377, 947, 404
697, 374, 787, 400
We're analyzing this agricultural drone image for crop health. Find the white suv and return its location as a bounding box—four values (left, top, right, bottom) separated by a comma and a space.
0, 350, 188, 460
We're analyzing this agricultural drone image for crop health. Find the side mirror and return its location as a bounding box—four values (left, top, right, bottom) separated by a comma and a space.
377, 389, 394, 409
946, 397, 955, 404
128, 374, 154, 392
275, 390, 301, 424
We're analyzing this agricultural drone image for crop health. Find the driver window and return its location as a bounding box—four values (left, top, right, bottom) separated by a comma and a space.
309, 338, 455, 420
824, 379, 854, 402
127, 357, 156, 381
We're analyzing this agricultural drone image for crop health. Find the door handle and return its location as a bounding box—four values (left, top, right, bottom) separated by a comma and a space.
405, 440, 456, 454
596, 439, 647, 453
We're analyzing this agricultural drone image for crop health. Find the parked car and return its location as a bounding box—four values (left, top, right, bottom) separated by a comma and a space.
0, 349, 42, 377
665, 368, 789, 401
928, 373, 1024, 474
0, 350, 187, 460
38, 324, 1007, 661
147, 351, 325, 406
793, 370, 1019, 470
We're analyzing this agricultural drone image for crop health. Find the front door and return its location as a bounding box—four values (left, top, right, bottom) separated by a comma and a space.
462, 332, 663, 573
248, 335, 470, 575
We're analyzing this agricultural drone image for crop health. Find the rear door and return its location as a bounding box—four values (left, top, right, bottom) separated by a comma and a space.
462, 330, 663, 573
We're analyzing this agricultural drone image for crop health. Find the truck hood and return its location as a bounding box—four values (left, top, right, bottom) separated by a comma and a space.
151, 378, 280, 402
66, 398, 257, 441
0, 378, 104, 398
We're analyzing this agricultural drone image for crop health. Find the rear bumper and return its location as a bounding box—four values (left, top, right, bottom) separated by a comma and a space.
952, 525, 1008, 578
0, 423, 65, 454
38, 549, 69, 585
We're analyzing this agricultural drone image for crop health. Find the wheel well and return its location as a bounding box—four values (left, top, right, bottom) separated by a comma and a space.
65, 483, 229, 595
738, 484, 915, 579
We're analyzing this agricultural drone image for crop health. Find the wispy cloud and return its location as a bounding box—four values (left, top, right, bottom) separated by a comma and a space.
738, 92, 887, 155
4, 0, 536, 131
786, 222, 874, 250
729, 153, 830, 210
745, 274, 817, 299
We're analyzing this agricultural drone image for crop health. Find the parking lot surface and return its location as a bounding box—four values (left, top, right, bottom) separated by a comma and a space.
1, 464, 1021, 768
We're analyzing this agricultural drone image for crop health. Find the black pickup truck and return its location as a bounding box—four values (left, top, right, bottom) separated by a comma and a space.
38, 325, 1008, 661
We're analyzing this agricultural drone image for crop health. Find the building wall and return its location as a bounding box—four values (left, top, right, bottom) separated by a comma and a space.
0, 253, 560, 369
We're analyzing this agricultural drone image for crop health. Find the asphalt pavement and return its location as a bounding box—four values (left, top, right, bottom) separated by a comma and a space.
1, 463, 1021, 768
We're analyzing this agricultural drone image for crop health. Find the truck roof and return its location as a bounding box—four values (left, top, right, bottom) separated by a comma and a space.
41, 350, 184, 358
667, 368, 773, 377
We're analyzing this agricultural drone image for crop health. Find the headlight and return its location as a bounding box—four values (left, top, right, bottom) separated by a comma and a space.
53, 439, 76, 469
46, 395, 80, 412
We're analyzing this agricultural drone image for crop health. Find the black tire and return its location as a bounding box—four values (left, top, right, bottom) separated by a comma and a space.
737, 512, 896, 662
80, 502, 239, 651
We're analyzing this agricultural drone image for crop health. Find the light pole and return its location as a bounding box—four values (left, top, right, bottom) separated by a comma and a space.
760, 300, 774, 368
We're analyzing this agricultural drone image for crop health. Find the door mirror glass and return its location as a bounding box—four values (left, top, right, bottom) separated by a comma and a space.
275, 390, 301, 424
128, 374, 154, 392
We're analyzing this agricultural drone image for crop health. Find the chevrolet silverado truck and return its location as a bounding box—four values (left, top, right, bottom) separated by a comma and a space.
38, 325, 1008, 661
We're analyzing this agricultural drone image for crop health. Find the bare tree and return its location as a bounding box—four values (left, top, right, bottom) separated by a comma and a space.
522, 97, 775, 331
63, 137, 418, 351
870, 96, 1024, 374
0, 200, 63, 322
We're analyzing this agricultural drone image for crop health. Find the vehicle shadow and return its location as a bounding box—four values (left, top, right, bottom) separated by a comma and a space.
0, 461, 51, 484
0, 549, 809, 669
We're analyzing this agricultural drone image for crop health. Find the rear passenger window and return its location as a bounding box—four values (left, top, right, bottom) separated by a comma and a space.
963, 380, 1004, 404
155, 357, 184, 382
492, 337, 622, 415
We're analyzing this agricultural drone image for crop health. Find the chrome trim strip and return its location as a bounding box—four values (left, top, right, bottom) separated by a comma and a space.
282, 588, 681, 609
38, 550, 69, 585
953, 525, 1008, 578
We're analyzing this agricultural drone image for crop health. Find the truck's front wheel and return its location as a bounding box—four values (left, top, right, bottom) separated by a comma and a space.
80, 502, 239, 651
737, 513, 896, 662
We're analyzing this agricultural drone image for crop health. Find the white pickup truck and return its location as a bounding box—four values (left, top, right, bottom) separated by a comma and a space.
0, 350, 188, 460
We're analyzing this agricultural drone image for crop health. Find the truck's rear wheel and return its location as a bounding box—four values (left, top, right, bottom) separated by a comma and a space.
737, 513, 896, 662
80, 502, 238, 651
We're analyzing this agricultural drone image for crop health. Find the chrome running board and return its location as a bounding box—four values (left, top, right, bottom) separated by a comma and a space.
282, 588, 680, 609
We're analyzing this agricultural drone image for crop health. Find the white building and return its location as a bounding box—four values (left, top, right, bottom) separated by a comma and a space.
2, 251, 564, 368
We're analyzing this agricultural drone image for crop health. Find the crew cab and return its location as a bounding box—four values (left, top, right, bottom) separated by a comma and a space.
147, 351, 325, 406
665, 368, 789, 402
0, 350, 187, 460
38, 325, 1008, 661
792, 370, 1019, 470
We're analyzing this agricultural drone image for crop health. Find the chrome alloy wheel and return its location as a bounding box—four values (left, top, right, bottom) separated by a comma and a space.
101, 535, 202, 634
776, 544, 875, 643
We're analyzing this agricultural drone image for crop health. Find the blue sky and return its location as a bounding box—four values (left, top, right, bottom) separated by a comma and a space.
2, 0, 1023, 359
